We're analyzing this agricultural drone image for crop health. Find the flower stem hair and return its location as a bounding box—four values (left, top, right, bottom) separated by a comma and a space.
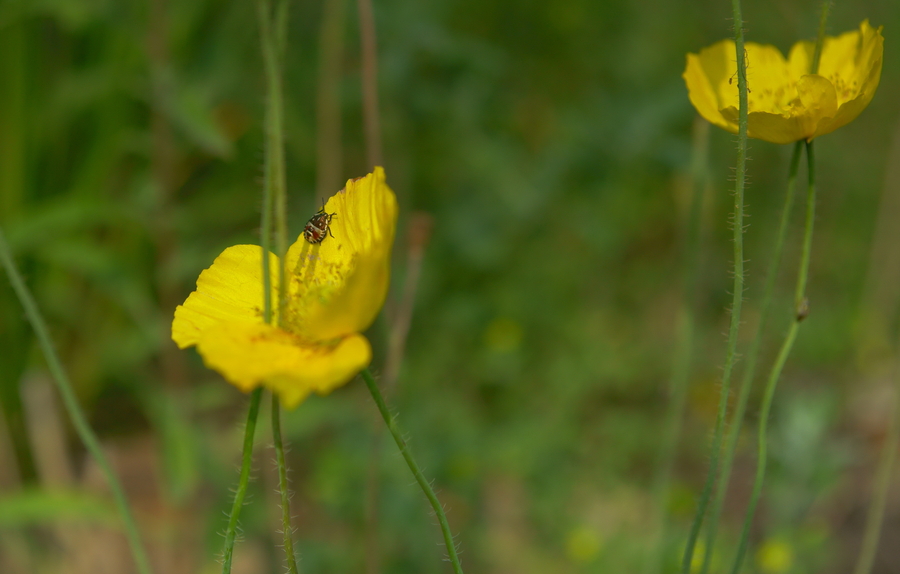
679, 0, 750, 571
729, 4, 829, 570
220, 388, 263, 574
361, 368, 465, 574
700, 140, 803, 574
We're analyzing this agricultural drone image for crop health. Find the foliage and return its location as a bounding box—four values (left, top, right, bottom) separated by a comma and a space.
1, 0, 898, 572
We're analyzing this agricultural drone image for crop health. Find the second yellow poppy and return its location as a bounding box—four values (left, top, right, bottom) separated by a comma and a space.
683, 20, 883, 144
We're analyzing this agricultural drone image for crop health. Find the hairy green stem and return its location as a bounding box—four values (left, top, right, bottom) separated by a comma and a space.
272, 394, 299, 574
361, 369, 464, 574
730, 140, 817, 574
700, 141, 804, 574
258, 0, 290, 315
221, 388, 263, 574
679, 1, 749, 571
221, 0, 292, 568
0, 227, 153, 574
729, 8, 829, 559
258, 0, 298, 569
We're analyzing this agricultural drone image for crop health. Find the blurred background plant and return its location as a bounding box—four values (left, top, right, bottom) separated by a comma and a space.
0, 0, 898, 573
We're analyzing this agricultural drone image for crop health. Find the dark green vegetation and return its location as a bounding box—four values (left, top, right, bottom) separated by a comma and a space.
1, 0, 899, 572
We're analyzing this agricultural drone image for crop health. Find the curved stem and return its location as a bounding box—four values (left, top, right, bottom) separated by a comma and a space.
272, 394, 299, 574
221, 388, 263, 574
679, 1, 749, 571
729, 140, 817, 574
700, 141, 804, 574
728, 323, 798, 574
0, 227, 153, 574
360, 368, 464, 574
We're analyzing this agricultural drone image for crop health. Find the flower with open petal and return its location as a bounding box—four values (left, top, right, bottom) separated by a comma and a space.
683, 20, 884, 144
172, 167, 398, 408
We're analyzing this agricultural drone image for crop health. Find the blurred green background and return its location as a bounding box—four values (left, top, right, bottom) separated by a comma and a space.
1, 0, 899, 572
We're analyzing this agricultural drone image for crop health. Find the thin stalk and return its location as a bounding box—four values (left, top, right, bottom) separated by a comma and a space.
360, 368, 464, 574
274, 0, 289, 61
729, 140, 817, 574
365, 214, 434, 574
0, 228, 154, 574
795, 143, 816, 308
221, 1, 291, 568
221, 388, 263, 574
260, 145, 274, 324
810, 1, 831, 76
700, 141, 804, 574
356, 1, 391, 566
728, 6, 829, 567
357, 0, 383, 168
853, 367, 900, 574
271, 394, 299, 574
646, 117, 708, 574
258, 1, 298, 570
679, 1, 750, 571
316, 0, 347, 202
258, 0, 290, 314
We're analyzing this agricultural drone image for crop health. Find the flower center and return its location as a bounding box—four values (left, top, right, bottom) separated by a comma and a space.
747, 84, 796, 113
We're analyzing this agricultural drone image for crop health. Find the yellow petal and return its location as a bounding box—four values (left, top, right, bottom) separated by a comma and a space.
685, 40, 799, 137
799, 73, 838, 130
740, 111, 807, 145
812, 20, 884, 138
172, 245, 279, 348
683, 41, 735, 133
787, 40, 814, 79
741, 42, 796, 114
282, 167, 398, 342
813, 84, 876, 139
817, 21, 881, 100
196, 322, 372, 408
725, 75, 835, 144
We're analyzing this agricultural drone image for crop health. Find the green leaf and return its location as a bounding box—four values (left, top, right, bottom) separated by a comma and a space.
0, 488, 117, 528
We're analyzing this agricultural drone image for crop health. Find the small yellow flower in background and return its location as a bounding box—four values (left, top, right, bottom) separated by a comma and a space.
683, 20, 883, 144
565, 525, 603, 563
755, 537, 794, 574
483, 317, 523, 354
172, 167, 398, 408
689, 540, 720, 573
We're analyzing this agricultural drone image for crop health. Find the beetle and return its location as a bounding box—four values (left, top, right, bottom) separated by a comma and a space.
303, 207, 337, 244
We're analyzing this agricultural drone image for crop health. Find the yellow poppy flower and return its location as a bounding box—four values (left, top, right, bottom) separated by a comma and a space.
172, 167, 398, 408
683, 20, 884, 144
